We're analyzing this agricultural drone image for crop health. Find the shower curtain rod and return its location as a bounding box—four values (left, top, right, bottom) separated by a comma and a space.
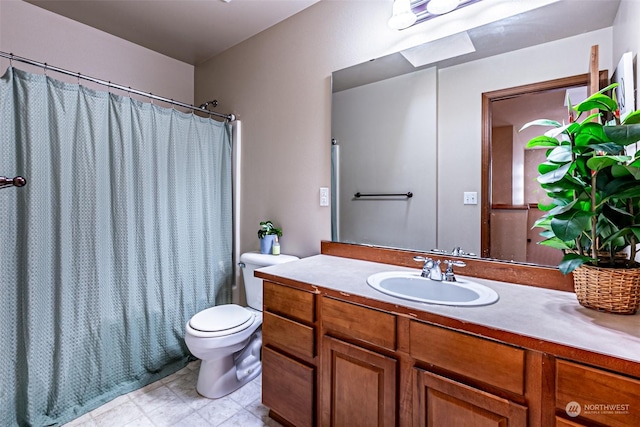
0, 51, 235, 121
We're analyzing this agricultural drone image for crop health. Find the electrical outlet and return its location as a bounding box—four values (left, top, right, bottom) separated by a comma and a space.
320, 187, 329, 206
463, 192, 477, 205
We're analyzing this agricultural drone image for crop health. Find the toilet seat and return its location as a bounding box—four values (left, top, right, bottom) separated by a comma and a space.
189, 304, 254, 337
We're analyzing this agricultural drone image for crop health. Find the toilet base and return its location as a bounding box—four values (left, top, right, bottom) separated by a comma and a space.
196, 330, 262, 398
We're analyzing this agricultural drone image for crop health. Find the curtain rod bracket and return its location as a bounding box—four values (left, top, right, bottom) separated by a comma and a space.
0, 176, 27, 190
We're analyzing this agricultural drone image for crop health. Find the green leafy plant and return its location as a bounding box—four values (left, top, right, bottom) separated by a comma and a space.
523, 83, 640, 274
257, 220, 282, 239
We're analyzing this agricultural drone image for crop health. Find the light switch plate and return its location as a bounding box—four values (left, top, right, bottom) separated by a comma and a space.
463, 192, 477, 205
320, 187, 329, 206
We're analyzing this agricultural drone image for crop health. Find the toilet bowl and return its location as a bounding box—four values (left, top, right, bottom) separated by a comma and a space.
184, 252, 298, 398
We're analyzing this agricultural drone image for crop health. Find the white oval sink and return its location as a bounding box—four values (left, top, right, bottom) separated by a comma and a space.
367, 271, 499, 307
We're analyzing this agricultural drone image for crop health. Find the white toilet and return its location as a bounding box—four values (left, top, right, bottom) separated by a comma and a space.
184, 252, 299, 398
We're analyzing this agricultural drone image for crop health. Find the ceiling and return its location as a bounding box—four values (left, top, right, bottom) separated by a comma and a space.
24, 0, 622, 75
24, 0, 320, 65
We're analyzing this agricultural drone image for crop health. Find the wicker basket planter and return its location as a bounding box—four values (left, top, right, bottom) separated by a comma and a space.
573, 265, 640, 314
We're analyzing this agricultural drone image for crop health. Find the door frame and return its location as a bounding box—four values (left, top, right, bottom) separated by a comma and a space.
480, 71, 608, 258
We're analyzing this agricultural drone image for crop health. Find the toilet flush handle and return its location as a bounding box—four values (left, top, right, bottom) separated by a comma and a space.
238, 262, 245, 268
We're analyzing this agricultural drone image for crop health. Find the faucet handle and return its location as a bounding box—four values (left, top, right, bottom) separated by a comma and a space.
413, 255, 432, 264
445, 260, 466, 268
414, 256, 436, 279
443, 260, 466, 282
430, 248, 449, 254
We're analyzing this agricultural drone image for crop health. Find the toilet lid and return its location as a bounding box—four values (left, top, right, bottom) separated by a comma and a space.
189, 304, 253, 333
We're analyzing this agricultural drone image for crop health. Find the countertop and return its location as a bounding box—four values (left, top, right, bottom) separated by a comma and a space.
257, 254, 640, 367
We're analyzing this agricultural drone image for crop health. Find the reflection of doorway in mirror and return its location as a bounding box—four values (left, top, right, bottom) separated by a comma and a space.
489, 87, 584, 266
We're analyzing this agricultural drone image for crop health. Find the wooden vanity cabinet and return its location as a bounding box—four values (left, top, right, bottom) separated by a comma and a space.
260, 276, 640, 427
262, 281, 317, 427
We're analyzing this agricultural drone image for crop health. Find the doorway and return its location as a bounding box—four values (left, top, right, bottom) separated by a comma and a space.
480, 72, 608, 264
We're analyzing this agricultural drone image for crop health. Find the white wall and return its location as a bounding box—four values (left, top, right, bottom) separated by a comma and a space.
194, 0, 493, 258
0, 1, 193, 108
332, 67, 437, 251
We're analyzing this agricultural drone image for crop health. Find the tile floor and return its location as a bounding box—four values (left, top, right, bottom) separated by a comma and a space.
63, 360, 282, 427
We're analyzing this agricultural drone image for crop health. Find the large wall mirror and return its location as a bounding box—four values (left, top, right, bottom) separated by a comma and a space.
330, 0, 621, 266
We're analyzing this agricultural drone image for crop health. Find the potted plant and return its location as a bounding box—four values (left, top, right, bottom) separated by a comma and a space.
524, 83, 640, 314
258, 220, 282, 254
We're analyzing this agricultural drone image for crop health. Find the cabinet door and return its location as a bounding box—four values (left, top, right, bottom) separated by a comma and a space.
413, 368, 527, 427
321, 336, 396, 427
262, 347, 315, 427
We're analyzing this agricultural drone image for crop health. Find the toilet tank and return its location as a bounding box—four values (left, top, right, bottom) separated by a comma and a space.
240, 252, 299, 310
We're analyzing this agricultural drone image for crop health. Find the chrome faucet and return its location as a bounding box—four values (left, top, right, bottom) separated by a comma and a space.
413, 256, 443, 281
451, 247, 477, 257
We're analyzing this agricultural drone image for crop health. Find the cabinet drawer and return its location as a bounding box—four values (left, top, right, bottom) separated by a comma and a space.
410, 321, 525, 395
556, 359, 640, 427
263, 311, 315, 360
263, 281, 315, 324
322, 297, 396, 351
262, 347, 315, 427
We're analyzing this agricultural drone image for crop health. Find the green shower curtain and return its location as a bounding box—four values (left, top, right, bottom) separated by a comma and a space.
0, 67, 233, 426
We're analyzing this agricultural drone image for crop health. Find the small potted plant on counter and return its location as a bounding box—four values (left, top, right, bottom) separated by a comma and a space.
258, 220, 282, 255
524, 83, 640, 314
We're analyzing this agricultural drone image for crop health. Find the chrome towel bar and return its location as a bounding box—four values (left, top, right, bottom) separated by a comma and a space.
354, 191, 412, 198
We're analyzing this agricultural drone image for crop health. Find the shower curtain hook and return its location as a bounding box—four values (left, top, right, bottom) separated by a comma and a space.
9, 53, 13, 68
77, 72, 81, 86
127, 87, 131, 98
44, 63, 48, 76
150, 93, 154, 105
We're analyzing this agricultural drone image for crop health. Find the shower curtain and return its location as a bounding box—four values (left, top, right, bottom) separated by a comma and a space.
0, 67, 233, 426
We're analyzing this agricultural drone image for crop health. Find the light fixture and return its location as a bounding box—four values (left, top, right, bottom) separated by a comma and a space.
390, 0, 482, 30
426, 0, 461, 15
388, 0, 417, 30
